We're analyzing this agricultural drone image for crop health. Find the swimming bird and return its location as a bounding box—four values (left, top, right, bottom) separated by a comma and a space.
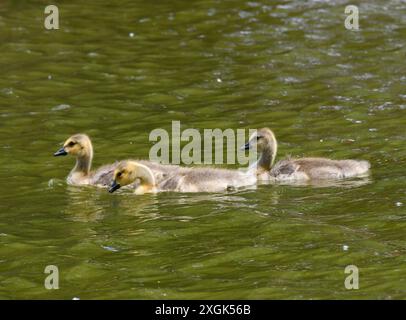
53, 134, 119, 186
54, 134, 182, 187
243, 128, 370, 181
109, 160, 256, 194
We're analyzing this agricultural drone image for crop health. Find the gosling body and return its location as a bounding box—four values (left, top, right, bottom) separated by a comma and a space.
109, 160, 256, 194
269, 157, 370, 181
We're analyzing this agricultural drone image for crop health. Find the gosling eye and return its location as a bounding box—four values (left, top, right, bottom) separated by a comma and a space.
256, 135, 262, 140
68, 141, 76, 147
117, 172, 122, 178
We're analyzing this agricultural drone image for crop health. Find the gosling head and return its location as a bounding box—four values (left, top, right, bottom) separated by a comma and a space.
109, 161, 138, 193
242, 128, 278, 167
54, 134, 93, 158
242, 128, 276, 153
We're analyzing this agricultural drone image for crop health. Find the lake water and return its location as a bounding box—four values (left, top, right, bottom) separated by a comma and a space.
0, 0, 405, 299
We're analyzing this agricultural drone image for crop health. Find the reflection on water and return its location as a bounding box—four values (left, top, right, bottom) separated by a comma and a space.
265, 176, 372, 188
64, 185, 162, 222
0, 0, 405, 299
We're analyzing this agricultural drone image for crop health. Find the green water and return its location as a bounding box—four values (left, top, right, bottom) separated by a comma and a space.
0, 0, 405, 299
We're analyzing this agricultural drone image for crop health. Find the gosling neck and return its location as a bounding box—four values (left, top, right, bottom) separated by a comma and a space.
72, 146, 93, 177
258, 133, 278, 171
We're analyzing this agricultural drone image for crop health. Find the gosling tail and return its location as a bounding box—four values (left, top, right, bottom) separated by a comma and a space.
340, 160, 370, 178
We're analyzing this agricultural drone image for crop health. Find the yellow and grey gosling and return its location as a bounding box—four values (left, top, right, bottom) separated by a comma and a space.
54, 133, 115, 186
243, 128, 370, 181
53, 134, 182, 187
109, 160, 257, 194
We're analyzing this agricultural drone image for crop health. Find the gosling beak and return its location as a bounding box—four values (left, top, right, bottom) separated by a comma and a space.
241, 142, 251, 151
109, 180, 121, 193
54, 147, 68, 156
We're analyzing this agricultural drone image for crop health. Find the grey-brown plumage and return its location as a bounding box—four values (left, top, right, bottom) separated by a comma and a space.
90, 162, 118, 186
111, 161, 256, 194
159, 166, 256, 192
270, 157, 370, 180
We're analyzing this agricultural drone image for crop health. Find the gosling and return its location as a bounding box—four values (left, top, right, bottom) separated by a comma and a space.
54, 134, 182, 187
54, 134, 120, 186
109, 160, 256, 194
243, 128, 370, 181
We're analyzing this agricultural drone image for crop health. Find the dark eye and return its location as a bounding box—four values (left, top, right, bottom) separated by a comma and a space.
257, 136, 262, 140
117, 172, 122, 177
68, 141, 76, 147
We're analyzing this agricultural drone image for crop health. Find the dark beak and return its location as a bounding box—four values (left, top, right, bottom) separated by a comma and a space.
54, 147, 68, 156
109, 180, 121, 193
241, 142, 250, 151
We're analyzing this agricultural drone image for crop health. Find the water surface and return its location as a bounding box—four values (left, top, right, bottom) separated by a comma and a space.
0, 0, 405, 299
